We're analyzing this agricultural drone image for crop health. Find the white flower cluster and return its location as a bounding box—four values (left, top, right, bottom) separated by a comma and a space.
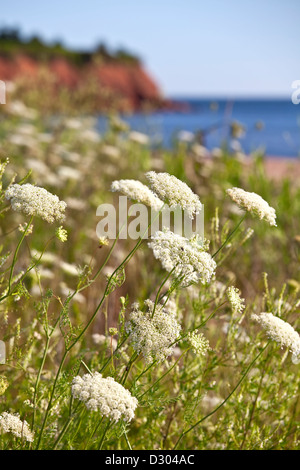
129, 130, 150, 145
125, 299, 181, 364
111, 179, 163, 211
0, 412, 34, 442
226, 187, 277, 226
226, 286, 245, 314
145, 171, 202, 219
71, 372, 138, 422
5, 183, 67, 223
187, 330, 211, 356
252, 312, 300, 364
18, 223, 34, 235
92, 333, 117, 351
148, 228, 216, 286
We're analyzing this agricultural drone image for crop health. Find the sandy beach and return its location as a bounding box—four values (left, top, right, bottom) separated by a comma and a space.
240, 155, 300, 184
254, 156, 300, 182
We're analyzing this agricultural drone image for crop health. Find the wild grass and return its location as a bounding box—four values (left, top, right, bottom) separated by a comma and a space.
0, 95, 299, 450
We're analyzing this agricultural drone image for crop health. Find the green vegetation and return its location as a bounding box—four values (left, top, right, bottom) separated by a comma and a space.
0, 94, 299, 450
0, 26, 140, 65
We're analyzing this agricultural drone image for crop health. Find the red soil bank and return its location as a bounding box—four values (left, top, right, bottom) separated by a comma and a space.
0, 54, 170, 111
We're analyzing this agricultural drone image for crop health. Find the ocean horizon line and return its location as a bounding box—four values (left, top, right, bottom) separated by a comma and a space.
168, 95, 293, 102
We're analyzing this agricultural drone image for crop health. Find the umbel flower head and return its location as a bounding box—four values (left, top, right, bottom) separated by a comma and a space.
125, 299, 181, 364
252, 312, 300, 364
226, 187, 276, 226
145, 171, 202, 219
71, 372, 138, 422
0, 412, 34, 442
111, 179, 163, 211
187, 330, 211, 356
226, 286, 245, 314
5, 183, 67, 223
148, 228, 216, 286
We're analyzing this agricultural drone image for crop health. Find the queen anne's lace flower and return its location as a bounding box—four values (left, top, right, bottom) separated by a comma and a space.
111, 179, 163, 211
0, 412, 34, 442
71, 372, 138, 422
148, 228, 216, 286
188, 330, 210, 356
226, 187, 276, 226
145, 171, 202, 219
125, 299, 181, 364
129, 130, 149, 145
5, 183, 67, 223
252, 312, 300, 364
92, 334, 118, 350
226, 286, 245, 314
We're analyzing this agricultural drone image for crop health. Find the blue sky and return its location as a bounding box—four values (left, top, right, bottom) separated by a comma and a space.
1, 0, 299, 98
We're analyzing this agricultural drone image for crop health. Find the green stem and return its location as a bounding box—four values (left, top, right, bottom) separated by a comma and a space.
0, 215, 34, 302
32, 335, 50, 428
239, 348, 272, 450
70, 407, 87, 448
62, 211, 130, 301
139, 351, 186, 399
32, 294, 67, 429
173, 341, 270, 449
151, 266, 177, 319
120, 352, 139, 385
123, 425, 132, 450
212, 213, 246, 259
89, 202, 162, 285
97, 419, 112, 450
89, 221, 124, 282
158, 273, 185, 307
170, 300, 227, 349
52, 402, 81, 450
99, 335, 129, 373
83, 416, 104, 450
35, 349, 68, 449
80, 360, 92, 375
131, 360, 157, 388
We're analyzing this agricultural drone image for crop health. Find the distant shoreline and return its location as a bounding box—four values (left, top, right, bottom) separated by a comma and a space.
169, 96, 292, 102
248, 155, 300, 181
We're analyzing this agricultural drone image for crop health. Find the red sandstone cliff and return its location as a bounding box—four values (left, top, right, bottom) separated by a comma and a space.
0, 54, 168, 111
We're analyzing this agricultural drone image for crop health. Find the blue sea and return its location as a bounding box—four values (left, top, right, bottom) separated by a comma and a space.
98, 98, 300, 157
